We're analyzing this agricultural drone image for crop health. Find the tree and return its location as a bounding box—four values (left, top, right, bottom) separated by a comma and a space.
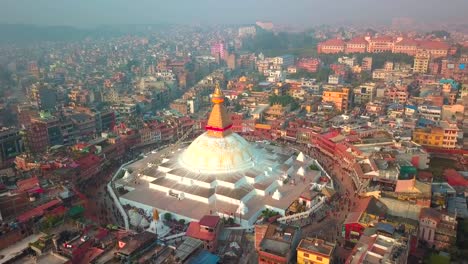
164, 212, 172, 221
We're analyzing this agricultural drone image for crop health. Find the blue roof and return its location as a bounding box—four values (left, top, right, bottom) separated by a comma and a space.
405, 105, 417, 110
417, 118, 436, 127
188, 250, 220, 264
376, 222, 395, 235
439, 78, 459, 89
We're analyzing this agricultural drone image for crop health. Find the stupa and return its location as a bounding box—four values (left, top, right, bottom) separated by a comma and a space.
115, 84, 332, 226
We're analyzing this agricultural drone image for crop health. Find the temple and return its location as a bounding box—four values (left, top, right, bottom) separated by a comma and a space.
114, 84, 333, 227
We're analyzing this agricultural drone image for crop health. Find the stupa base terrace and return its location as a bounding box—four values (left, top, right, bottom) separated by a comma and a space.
113, 142, 333, 227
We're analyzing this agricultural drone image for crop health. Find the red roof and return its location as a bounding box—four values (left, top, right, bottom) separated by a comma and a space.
76, 154, 102, 168
347, 37, 368, 45
199, 215, 220, 228
17, 199, 62, 223
444, 169, 468, 187
419, 207, 442, 223
77, 247, 104, 264
395, 179, 415, 192
320, 38, 345, 46
186, 222, 216, 241
395, 38, 419, 46
16, 176, 39, 192
48, 205, 67, 216
419, 41, 449, 50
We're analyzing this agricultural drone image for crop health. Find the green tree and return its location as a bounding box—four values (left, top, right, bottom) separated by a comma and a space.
164, 212, 172, 221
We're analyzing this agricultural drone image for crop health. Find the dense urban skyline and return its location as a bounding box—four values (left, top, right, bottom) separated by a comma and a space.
2, 0, 468, 27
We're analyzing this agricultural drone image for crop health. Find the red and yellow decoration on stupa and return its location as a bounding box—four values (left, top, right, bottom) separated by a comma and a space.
206, 82, 233, 138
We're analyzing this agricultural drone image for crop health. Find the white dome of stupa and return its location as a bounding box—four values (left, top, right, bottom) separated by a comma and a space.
179, 83, 260, 174
180, 132, 257, 174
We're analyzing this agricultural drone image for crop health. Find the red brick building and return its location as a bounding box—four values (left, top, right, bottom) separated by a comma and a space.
296, 58, 321, 73
186, 215, 222, 252
317, 39, 345, 54
344, 37, 368, 53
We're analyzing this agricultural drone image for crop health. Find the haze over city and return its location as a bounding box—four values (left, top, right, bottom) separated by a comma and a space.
0, 0, 467, 263
2, 0, 468, 27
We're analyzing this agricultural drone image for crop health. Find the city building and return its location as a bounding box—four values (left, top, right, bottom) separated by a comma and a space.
353, 83, 377, 105
413, 50, 431, 73
256, 223, 301, 264
328, 75, 342, 85
210, 42, 226, 60
361, 57, 373, 71
273, 55, 295, 68
296, 58, 321, 73
0, 128, 23, 168
346, 234, 408, 264
412, 121, 459, 149
418, 207, 457, 250
317, 36, 450, 57
170, 99, 189, 115
322, 87, 350, 112
238, 26, 256, 37
317, 39, 345, 54
345, 37, 368, 53
297, 238, 335, 264
38, 87, 58, 111
186, 215, 222, 252
343, 197, 388, 241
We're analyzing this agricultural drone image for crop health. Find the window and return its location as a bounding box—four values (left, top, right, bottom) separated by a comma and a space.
304, 253, 309, 258
317, 256, 323, 261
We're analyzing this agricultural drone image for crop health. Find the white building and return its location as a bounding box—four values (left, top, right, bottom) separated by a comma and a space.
328, 74, 342, 85
238, 26, 256, 37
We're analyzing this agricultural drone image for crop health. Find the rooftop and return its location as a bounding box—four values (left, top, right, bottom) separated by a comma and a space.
297, 238, 335, 257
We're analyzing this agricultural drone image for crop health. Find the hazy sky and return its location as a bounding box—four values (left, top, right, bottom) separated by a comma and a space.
2, 0, 468, 27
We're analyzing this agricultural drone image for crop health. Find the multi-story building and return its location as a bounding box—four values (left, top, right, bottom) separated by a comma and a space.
346, 234, 408, 264
317, 39, 345, 54
440, 55, 468, 79
38, 87, 58, 111
413, 121, 459, 149
393, 38, 419, 56
210, 42, 225, 60
170, 99, 189, 116
353, 82, 376, 105
111, 103, 137, 116
238, 26, 256, 37
69, 113, 96, 141
256, 223, 301, 264
413, 127, 443, 148
296, 58, 321, 73
328, 75, 342, 85
366, 36, 394, 53
345, 37, 368, 53
361, 57, 373, 71
419, 207, 457, 250
318, 36, 451, 57
322, 87, 350, 112
0, 128, 23, 168
272, 55, 295, 68
385, 86, 409, 104
338, 56, 357, 67
186, 215, 223, 253
25, 119, 50, 153
418, 105, 442, 121
297, 238, 335, 264
413, 50, 431, 73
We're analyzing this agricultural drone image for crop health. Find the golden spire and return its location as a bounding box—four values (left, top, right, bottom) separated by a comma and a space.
212, 82, 224, 104
206, 82, 232, 138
